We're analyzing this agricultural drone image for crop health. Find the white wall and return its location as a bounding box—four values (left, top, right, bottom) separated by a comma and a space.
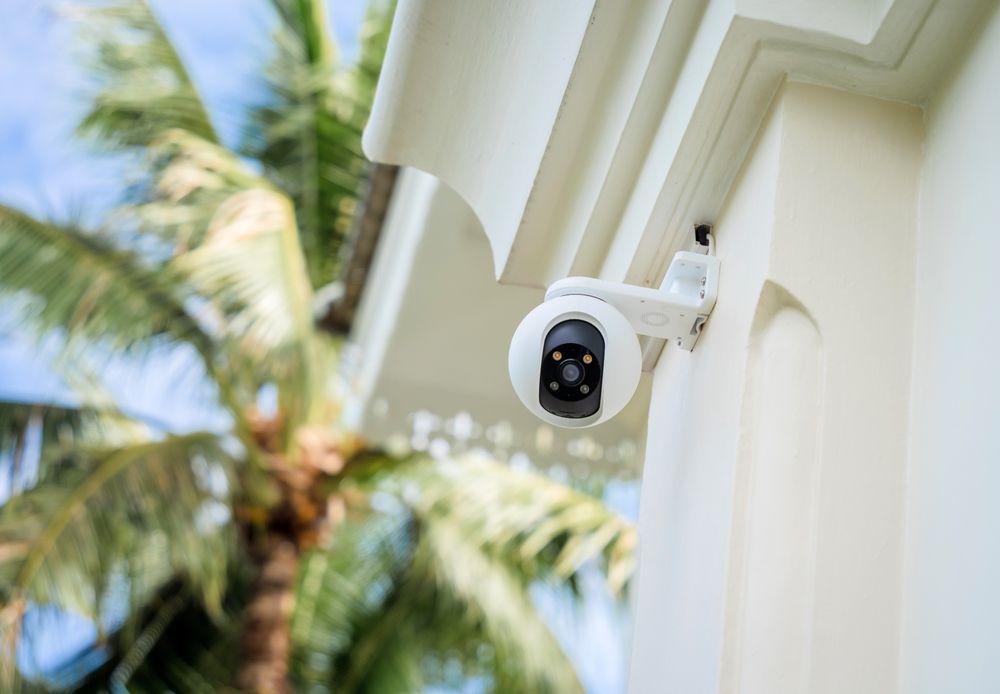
901, 5, 1000, 692
629, 82, 924, 694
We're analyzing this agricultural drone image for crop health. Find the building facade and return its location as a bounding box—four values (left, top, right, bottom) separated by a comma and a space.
357, 1, 1000, 691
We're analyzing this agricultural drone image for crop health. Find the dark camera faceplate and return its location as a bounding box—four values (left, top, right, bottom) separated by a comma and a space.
539, 320, 604, 418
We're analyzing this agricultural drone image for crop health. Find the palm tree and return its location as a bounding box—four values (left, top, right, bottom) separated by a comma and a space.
0, 1, 637, 692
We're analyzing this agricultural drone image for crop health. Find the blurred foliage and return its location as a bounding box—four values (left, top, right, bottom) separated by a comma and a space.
290, 455, 635, 692
0, 0, 637, 692
75, 0, 219, 147
244, 0, 380, 286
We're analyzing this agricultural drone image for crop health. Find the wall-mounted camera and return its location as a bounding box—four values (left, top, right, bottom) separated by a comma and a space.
508, 250, 721, 428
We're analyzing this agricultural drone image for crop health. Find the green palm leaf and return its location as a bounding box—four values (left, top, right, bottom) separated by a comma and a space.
137, 130, 322, 429
0, 204, 257, 436
0, 398, 148, 501
0, 205, 214, 363
288, 509, 580, 693
352, 454, 637, 593
289, 454, 634, 691
289, 512, 413, 687
0, 431, 237, 680
131, 128, 271, 251
245, 0, 394, 286
73, 0, 217, 147
353, 625, 424, 694
104, 581, 247, 694
164, 154, 315, 359
410, 519, 582, 693
54, 571, 249, 694
0, 403, 88, 486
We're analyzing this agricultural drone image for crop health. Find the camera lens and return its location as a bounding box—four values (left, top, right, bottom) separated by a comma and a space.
538, 320, 604, 419
558, 359, 584, 386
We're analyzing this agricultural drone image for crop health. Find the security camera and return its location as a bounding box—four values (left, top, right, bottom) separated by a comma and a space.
508, 251, 721, 428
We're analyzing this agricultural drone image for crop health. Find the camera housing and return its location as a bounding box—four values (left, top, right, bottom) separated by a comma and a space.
508, 251, 720, 428
509, 294, 641, 428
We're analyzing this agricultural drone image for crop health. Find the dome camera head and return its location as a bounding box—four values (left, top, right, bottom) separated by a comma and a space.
508, 251, 721, 429
509, 295, 641, 428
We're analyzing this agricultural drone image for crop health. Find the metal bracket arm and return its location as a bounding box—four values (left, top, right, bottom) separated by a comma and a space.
544, 252, 720, 351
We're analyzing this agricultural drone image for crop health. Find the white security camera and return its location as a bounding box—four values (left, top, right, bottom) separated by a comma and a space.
508, 251, 721, 428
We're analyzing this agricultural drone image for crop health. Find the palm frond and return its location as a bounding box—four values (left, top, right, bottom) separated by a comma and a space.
410, 520, 582, 693
106, 592, 188, 690
244, 0, 394, 287
176, 188, 315, 355
0, 203, 257, 437
0, 205, 214, 364
62, 568, 249, 694
104, 577, 247, 694
348, 454, 637, 594
72, 0, 218, 147
166, 159, 315, 363
290, 454, 633, 691
135, 130, 321, 429
0, 399, 146, 502
0, 403, 87, 494
130, 129, 269, 251
350, 0, 396, 119
0, 432, 237, 683
289, 512, 413, 687
289, 503, 581, 693
268, 0, 335, 66
355, 625, 425, 694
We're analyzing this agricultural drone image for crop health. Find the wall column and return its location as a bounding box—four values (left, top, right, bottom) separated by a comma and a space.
629, 82, 923, 694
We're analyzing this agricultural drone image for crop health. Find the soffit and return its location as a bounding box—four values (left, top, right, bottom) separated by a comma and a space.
345, 169, 650, 476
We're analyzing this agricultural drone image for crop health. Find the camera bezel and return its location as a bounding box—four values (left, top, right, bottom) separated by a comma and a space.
538, 319, 605, 418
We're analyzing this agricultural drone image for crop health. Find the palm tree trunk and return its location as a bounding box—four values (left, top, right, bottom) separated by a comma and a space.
236, 417, 343, 691
236, 537, 298, 693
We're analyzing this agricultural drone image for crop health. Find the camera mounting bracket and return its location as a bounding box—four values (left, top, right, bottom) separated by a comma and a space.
544, 252, 720, 352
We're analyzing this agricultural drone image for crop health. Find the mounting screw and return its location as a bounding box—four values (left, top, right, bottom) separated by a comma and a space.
699, 289, 706, 299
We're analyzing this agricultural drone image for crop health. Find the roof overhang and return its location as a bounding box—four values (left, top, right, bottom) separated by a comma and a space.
363, 0, 992, 290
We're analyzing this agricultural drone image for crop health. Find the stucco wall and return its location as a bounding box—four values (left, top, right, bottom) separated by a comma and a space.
631, 18, 1000, 683
626, 83, 782, 694
629, 82, 924, 693
900, 4, 1000, 692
